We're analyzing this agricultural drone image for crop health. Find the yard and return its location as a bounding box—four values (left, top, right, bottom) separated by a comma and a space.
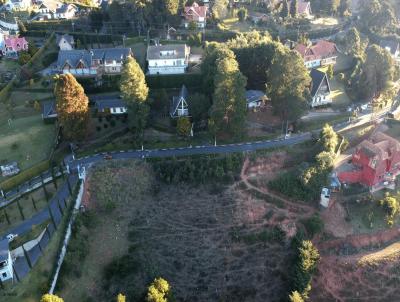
0, 115, 56, 172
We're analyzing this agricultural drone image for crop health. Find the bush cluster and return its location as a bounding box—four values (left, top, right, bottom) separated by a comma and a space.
151, 154, 243, 184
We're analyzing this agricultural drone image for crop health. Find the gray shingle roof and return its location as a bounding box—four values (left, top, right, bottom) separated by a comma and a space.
170, 85, 188, 116
57, 48, 132, 69
0, 239, 9, 262
147, 44, 189, 60
245, 90, 265, 104
56, 34, 74, 46
95, 98, 126, 110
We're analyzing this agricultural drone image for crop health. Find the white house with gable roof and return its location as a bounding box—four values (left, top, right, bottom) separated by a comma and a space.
0, 239, 13, 282
147, 44, 190, 75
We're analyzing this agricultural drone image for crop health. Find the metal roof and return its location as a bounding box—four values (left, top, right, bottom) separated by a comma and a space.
95, 98, 127, 110
0, 239, 9, 262
147, 44, 189, 61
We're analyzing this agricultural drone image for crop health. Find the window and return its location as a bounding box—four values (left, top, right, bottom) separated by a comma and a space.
2, 272, 7, 278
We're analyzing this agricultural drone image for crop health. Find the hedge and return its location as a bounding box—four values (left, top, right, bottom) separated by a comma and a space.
0, 160, 50, 192
146, 73, 203, 89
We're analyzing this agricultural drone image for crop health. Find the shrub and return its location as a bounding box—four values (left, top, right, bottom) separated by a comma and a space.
103, 123, 108, 129
302, 215, 324, 237
110, 120, 116, 127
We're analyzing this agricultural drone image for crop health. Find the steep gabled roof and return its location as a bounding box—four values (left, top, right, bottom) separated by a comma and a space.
56, 34, 74, 46
170, 85, 188, 116
295, 40, 337, 61
184, 2, 207, 21
42, 101, 57, 118
309, 69, 330, 97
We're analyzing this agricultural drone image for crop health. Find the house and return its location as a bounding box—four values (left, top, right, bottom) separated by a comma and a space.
309, 69, 331, 108
295, 40, 338, 69
147, 44, 190, 75
320, 187, 331, 208
42, 101, 57, 122
249, 12, 269, 24
95, 98, 127, 115
170, 85, 189, 118
380, 40, 400, 64
3, 0, 31, 11
288, 0, 313, 18
56, 48, 132, 77
338, 132, 400, 191
56, 34, 74, 50
0, 239, 13, 282
4, 36, 28, 57
245, 90, 267, 109
37, 0, 62, 19
183, 2, 208, 28
55, 3, 77, 19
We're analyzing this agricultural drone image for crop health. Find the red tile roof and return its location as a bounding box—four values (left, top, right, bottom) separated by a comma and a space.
184, 2, 207, 22
295, 40, 337, 62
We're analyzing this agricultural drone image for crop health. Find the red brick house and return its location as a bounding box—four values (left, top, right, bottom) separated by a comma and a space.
339, 132, 400, 190
183, 2, 208, 28
294, 40, 338, 69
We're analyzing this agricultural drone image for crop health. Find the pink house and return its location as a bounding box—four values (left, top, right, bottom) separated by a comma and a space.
4, 37, 28, 57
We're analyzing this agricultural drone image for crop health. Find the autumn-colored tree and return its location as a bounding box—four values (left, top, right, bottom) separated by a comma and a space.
146, 277, 171, 302
177, 117, 192, 137
54, 73, 89, 141
289, 291, 304, 302
40, 294, 64, 302
120, 56, 149, 104
117, 293, 126, 302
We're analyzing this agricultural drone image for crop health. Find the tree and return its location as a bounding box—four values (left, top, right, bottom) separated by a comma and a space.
290, 0, 298, 17
41, 294, 64, 302
146, 277, 170, 302
187, 93, 211, 123
28, 42, 39, 56
338, 0, 350, 16
360, 0, 396, 35
326, 64, 334, 80
280, 0, 289, 18
342, 27, 364, 58
54, 74, 89, 141
210, 56, 247, 137
201, 42, 236, 96
237, 7, 248, 22
120, 56, 149, 104
177, 117, 192, 137
18, 51, 31, 65
164, 0, 179, 15
117, 293, 126, 302
380, 194, 400, 226
188, 21, 197, 31
212, 0, 229, 20
319, 124, 338, 153
267, 47, 311, 121
289, 291, 304, 302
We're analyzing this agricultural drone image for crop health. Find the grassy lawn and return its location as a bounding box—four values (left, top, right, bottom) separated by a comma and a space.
0, 180, 62, 236
220, 17, 253, 32
330, 77, 351, 110
0, 115, 56, 171
298, 113, 350, 132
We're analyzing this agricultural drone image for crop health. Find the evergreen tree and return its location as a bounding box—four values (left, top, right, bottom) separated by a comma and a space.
54, 74, 89, 141
280, 0, 289, 18
210, 56, 247, 137
120, 56, 149, 104
290, 0, 298, 17
342, 27, 364, 58
267, 48, 311, 122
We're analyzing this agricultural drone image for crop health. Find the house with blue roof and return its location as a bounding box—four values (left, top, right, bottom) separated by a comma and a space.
56, 48, 132, 77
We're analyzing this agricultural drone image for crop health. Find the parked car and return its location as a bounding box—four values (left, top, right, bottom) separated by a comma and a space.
103, 154, 113, 160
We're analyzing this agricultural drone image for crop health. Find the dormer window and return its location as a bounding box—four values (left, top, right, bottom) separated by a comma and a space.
160, 50, 175, 56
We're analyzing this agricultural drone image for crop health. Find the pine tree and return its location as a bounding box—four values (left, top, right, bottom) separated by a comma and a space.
210, 56, 247, 138
120, 56, 149, 104
54, 74, 89, 141
280, 0, 289, 18
290, 0, 298, 17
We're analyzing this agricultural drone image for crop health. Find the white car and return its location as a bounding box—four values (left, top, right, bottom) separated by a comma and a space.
6, 234, 18, 242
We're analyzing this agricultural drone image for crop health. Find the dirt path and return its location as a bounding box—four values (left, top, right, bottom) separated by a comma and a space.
240, 157, 316, 219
